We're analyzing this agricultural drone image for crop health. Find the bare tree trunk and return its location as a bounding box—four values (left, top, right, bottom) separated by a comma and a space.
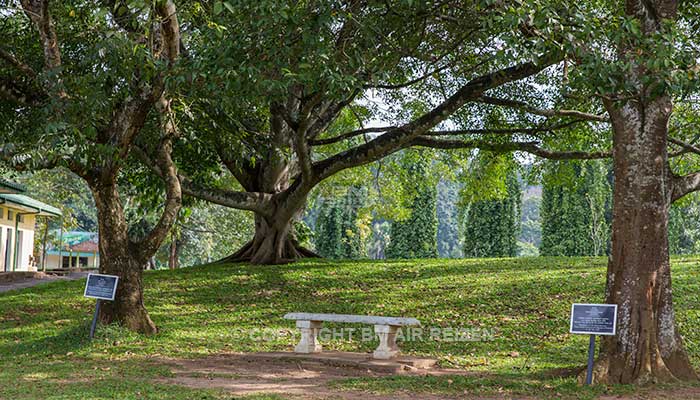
92, 181, 157, 334
222, 209, 318, 265
593, 94, 698, 384
168, 232, 179, 270
588, 0, 698, 384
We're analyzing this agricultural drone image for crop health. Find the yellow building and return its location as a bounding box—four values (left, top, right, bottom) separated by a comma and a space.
0, 180, 62, 272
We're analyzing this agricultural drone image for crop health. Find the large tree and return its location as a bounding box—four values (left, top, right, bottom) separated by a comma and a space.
0, 0, 184, 333
139, 0, 606, 265
587, 0, 700, 384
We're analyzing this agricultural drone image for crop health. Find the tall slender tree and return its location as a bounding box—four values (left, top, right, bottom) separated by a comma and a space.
462, 172, 521, 258
386, 185, 438, 259
540, 161, 611, 256
314, 186, 366, 259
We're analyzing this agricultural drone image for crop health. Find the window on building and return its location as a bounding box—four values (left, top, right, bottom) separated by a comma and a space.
0, 208, 3, 219
17, 214, 23, 223
7, 210, 13, 221
61, 256, 88, 269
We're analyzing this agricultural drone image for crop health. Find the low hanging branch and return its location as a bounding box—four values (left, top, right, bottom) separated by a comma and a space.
409, 136, 612, 160
311, 51, 566, 182
476, 95, 609, 122
132, 146, 273, 214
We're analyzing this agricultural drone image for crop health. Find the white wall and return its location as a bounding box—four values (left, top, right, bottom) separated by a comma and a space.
0, 207, 36, 272
43, 253, 99, 270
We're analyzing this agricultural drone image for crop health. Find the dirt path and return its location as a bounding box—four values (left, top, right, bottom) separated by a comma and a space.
155, 353, 700, 400
157, 354, 482, 400
0, 272, 88, 293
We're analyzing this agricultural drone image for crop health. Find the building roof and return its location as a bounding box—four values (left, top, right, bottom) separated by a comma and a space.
0, 179, 26, 194
46, 231, 99, 254
0, 193, 62, 217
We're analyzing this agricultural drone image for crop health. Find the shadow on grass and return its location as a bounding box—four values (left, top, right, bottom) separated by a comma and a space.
0, 323, 92, 358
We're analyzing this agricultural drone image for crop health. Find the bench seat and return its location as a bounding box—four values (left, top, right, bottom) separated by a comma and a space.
284, 312, 421, 359
283, 313, 420, 326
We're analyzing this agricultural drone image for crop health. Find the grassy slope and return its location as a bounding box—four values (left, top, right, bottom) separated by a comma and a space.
1, 256, 699, 399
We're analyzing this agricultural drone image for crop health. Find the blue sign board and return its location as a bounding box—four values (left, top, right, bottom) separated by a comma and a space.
570, 303, 617, 336
84, 273, 119, 301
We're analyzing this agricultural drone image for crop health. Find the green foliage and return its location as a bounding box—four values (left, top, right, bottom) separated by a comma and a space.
385, 186, 439, 259
540, 160, 611, 257
314, 186, 366, 259
669, 196, 700, 255
462, 172, 521, 258
385, 154, 438, 259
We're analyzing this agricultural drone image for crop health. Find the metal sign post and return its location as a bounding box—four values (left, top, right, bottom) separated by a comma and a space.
569, 303, 618, 385
84, 273, 119, 340
89, 300, 101, 339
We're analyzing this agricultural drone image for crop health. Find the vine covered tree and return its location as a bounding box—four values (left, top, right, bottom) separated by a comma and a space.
386, 187, 438, 259
462, 170, 521, 258
314, 186, 366, 259
540, 160, 611, 256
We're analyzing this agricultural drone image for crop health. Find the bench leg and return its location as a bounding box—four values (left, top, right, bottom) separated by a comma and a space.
373, 325, 400, 359
294, 320, 322, 353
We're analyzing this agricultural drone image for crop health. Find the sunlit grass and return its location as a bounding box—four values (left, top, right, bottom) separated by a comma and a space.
1, 256, 699, 398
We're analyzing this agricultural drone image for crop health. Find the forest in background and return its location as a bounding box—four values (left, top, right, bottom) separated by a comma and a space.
13, 156, 700, 269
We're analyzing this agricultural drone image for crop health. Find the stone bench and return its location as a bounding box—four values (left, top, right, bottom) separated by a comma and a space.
283, 312, 420, 359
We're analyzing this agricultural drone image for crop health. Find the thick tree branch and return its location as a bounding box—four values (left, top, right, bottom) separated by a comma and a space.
409, 136, 612, 159
476, 95, 608, 122
310, 126, 397, 145
20, 0, 61, 70
311, 52, 564, 181
133, 146, 273, 215
134, 115, 182, 263
0, 47, 37, 78
155, 0, 180, 64
672, 171, 700, 202
669, 137, 700, 156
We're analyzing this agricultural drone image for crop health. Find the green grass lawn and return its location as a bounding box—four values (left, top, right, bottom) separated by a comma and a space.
1, 256, 700, 399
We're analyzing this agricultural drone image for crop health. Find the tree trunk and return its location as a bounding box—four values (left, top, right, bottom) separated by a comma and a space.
592, 94, 698, 384
168, 233, 179, 270
91, 181, 157, 334
219, 145, 319, 264
221, 211, 318, 265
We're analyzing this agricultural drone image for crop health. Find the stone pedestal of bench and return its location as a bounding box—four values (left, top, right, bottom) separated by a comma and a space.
284, 313, 420, 360
294, 320, 322, 353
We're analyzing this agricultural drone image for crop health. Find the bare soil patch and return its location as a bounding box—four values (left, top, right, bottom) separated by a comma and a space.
156, 352, 483, 399
154, 353, 700, 399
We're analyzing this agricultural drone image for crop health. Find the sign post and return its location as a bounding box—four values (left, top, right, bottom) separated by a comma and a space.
83, 273, 119, 340
569, 303, 617, 385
